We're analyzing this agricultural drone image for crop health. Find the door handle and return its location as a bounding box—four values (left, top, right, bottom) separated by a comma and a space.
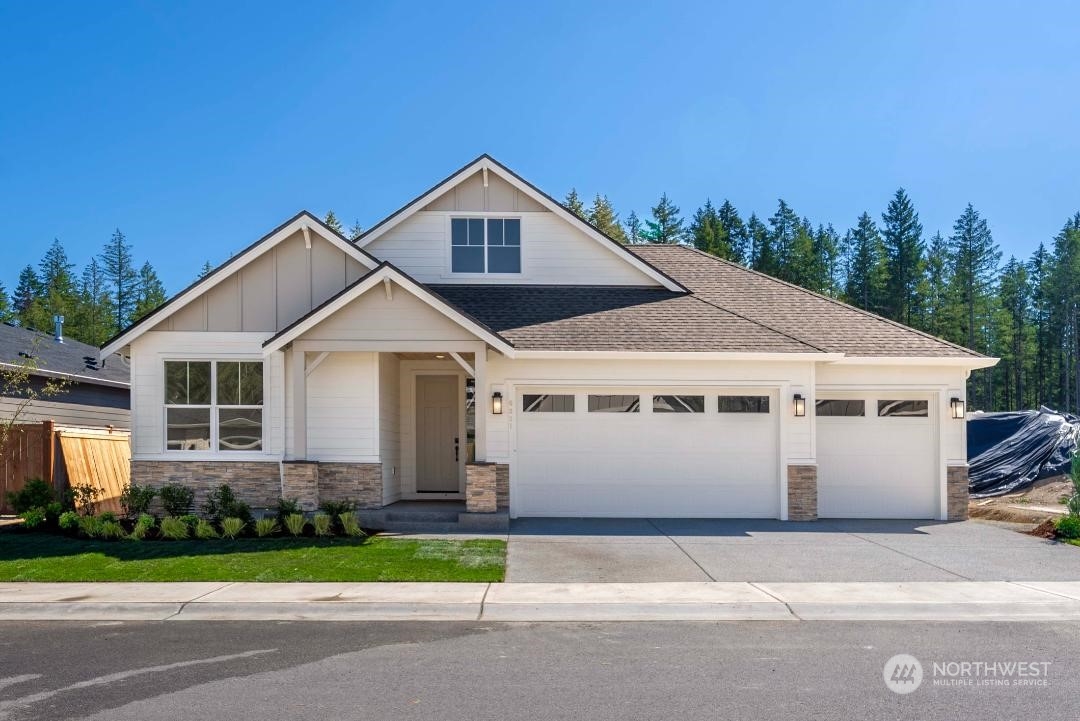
454, 437, 459, 462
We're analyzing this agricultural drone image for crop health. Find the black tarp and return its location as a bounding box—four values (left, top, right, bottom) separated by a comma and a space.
968, 407, 1079, 497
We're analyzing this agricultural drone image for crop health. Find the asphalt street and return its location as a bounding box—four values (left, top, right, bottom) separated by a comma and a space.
0, 620, 1076, 720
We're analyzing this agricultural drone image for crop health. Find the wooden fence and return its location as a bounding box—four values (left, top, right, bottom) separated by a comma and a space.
1, 421, 129, 514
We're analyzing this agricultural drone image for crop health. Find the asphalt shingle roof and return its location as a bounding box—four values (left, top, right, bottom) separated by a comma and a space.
0, 323, 129, 386
629, 245, 983, 358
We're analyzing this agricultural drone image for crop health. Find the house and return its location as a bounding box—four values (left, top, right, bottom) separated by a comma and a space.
1, 321, 130, 428
99, 155, 996, 521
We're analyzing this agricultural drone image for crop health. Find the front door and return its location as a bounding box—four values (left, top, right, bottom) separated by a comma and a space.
415, 374, 461, 492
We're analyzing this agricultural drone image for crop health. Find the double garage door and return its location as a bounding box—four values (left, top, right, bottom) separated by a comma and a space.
513, 388, 780, 518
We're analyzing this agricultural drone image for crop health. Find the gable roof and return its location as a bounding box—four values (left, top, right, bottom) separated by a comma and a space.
630, 245, 990, 360
430, 285, 824, 355
99, 211, 380, 360
1, 323, 129, 388
262, 262, 516, 356
355, 154, 688, 293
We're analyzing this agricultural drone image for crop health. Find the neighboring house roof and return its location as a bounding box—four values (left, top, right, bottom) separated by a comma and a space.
99, 211, 380, 360
0, 323, 129, 388
430, 285, 822, 354
355, 154, 688, 293
629, 245, 986, 359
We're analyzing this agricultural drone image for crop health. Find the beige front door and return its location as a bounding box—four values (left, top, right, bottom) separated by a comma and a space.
415, 374, 461, 493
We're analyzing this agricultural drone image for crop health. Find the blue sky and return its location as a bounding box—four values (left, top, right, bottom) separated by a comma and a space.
2, 0, 1078, 295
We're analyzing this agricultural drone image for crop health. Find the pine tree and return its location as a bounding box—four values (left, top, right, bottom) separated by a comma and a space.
324, 210, 343, 234
785, 217, 818, 288
919, 232, 954, 339
624, 211, 644, 244
881, 189, 926, 325
13, 265, 42, 329
74, 258, 115, 346
0, 283, 12, 324
36, 238, 79, 332
564, 189, 586, 219
995, 257, 1033, 410
766, 200, 801, 280
348, 220, 364, 241
100, 229, 139, 330
642, 194, 684, 244
812, 224, 842, 296
747, 214, 772, 273
717, 200, 749, 264
197, 261, 214, 279
1027, 243, 1052, 405
587, 194, 627, 243
843, 212, 888, 313
1047, 214, 1080, 412
133, 262, 167, 320
688, 200, 729, 258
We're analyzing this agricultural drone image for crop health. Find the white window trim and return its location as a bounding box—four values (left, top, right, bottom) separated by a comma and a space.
162, 358, 267, 457
444, 213, 524, 278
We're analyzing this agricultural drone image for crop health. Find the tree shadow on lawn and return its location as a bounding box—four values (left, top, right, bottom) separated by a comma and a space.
0, 529, 385, 563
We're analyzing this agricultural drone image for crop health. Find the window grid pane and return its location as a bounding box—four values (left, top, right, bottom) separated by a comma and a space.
588, 394, 640, 413
815, 399, 865, 417
487, 246, 521, 273
878, 400, 928, 417
652, 395, 705, 413
452, 246, 485, 273
166, 407, 211, 451
487, 218, 504, 245
718, 395, 770, 413
522, 394, 575, 412
451, 218, 468, 246
218, 408, 263, 451
505, 219, 521, 246
467, 218, 485, 245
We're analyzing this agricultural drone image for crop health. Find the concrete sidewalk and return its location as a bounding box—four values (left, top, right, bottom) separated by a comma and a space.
3, 581, 1080, 621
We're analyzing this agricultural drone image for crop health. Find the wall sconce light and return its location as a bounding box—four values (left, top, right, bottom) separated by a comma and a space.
492, 391, 503, 415
950, 397, 965, 420
793, 393, 806, 417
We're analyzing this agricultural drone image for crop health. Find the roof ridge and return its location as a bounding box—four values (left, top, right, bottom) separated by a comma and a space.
647, 245, 984, 358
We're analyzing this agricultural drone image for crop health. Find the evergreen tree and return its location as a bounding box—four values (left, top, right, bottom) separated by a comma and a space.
994, 257, 1033, 410
13, 265, 42, 329
843, 212, 888, 313
716, 200, 749, 264
1027, 243, 1052, 406
881, 189, 926, 325
747, 214, 772, 273
324, 210, 343, 234
641, 194, 684, 244
74, 258, 115, 346
919, 231, 954, 339
348, 220, 364, 241
197, 261, 214, 279
36, 238, 79, 333
100, 229, 139, 330
812, 224, 842, 297
1046, 214, 1080, 412
688, 200, 730, 258
0, 283, 12, 324
624, 211, 644, 244
133, 262, 167, 320
785, 217, 818, 288
563, 189, 586, 219
766, 200, 800, 279
587, 194, 627, 243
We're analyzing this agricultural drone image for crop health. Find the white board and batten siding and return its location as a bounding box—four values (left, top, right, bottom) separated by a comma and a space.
365, 211, 659, 286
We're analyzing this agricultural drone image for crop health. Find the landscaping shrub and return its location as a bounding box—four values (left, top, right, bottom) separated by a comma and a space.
254, 518, 279, 537
276, 497, 301, 524
19, 507, 47, 530
99, 520, 126, 540
339, 513, 366, 538
313, 513, 333, 537
203, 485, 253, 525
69, 483, 101, 515
159, 484, 195, 517
6, 478, 55, 514
119, 482, 157, 519
194, 518, 219, 539
160, 516, 190, 540
1055, 515, 1080, 540
77, 515, 103, 539
178, 514, 200, 530
220, 517, 246, 539
320, 500, 356, 533
129, 514, 156, 540
98, 511, 118, 524
284, 513, 307, 536
1067, 455, 1080, 517
58, 511, 80, 533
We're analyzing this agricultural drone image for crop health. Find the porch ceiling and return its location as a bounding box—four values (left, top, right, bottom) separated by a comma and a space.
395, 352, 475, 362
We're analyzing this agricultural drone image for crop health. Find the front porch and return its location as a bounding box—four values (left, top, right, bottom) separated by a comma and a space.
358, 500, 509, 533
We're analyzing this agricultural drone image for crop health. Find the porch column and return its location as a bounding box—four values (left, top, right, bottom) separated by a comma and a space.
291, 346, 307, 458
474, 345, 487, 462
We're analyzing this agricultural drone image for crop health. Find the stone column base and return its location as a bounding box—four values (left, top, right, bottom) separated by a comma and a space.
947, 465, 969, 520
787, 464, 818, 521
466, 463, 498, 513
280, 461, 319, 511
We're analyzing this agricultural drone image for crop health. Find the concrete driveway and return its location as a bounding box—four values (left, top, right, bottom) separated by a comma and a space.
506, 518, 1080, 582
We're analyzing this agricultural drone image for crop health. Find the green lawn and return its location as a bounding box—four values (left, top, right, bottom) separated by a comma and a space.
0, 532, 505, 582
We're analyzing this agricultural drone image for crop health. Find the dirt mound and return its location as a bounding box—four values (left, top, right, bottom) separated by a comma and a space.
968, 475, 1073, 524
1026, 518, 1058, 539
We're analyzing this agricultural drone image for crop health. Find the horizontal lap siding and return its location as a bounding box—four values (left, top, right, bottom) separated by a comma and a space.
306, 352, 377, 462
365, 211, 657, 286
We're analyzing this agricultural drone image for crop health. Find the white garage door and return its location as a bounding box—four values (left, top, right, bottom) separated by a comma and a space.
817, 392, 939, 519
512, 388, 779, 518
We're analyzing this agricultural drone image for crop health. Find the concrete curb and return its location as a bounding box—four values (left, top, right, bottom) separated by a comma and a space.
2, 581, 1080, 622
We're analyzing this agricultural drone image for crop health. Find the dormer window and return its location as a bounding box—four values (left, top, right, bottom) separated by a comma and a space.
451, 217, 521, 274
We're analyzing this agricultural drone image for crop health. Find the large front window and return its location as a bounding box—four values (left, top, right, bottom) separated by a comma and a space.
451, 217, 521, 273
165, 360, 263, 452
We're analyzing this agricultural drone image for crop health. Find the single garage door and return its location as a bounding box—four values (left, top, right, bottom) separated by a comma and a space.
512, 388, 779, 518
816, 392, 939, 519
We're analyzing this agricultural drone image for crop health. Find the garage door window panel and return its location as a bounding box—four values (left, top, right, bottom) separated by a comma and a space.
718, 395, 770, 413
816, 399, 865, 417
878, 400, 929, 417
652, 395, 705, 413
522, 394, 575, 413
588, 395, 640, 413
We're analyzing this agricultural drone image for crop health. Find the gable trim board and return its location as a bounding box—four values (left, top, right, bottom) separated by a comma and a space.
355, 155, 688, 293
261, 263, 516, 357
99, 212, 380, 361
